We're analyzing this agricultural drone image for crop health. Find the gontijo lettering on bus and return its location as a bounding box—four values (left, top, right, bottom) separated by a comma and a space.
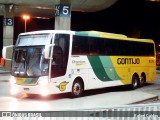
117, 58, 140, 65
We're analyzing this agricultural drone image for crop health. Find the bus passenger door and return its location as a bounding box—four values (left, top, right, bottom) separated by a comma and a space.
51, 34, 70, 79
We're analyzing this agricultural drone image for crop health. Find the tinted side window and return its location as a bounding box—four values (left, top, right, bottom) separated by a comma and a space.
72, 36, 89, 55
72, 35, 154, 56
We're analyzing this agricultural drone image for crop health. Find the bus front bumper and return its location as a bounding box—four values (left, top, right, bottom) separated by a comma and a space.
10, 83, 61, 97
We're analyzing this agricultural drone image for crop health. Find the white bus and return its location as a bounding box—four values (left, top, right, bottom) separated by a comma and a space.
3, 30, 156, 97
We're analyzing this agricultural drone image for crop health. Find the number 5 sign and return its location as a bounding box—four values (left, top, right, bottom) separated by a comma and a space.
55, 4, 71, 17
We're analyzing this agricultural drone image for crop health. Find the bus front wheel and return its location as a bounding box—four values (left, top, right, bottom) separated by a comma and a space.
130, 74, 139, 90
71, 79, 83, 97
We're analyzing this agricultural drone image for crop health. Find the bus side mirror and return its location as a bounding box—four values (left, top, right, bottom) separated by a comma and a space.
44, 44, 54, 59
2, 45, 14, 60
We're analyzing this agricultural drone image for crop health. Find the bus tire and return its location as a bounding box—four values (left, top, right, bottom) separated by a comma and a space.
130, 74, 139, 90
71, 79, 83, 98
140, 73, 146, 87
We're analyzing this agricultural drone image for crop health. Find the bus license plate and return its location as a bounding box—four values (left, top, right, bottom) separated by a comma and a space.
24, 88, 30, 91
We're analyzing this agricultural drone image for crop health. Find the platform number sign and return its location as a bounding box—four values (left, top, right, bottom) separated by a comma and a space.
3, 18, 14, 26
55, 4, 71, 17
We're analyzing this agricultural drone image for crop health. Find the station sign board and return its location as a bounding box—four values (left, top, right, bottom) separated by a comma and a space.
3, 18, 14, 26
55, 4, 71, 17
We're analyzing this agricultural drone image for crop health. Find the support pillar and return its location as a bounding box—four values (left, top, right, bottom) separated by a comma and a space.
54, 0, 71, 30
3, 5, 14, 71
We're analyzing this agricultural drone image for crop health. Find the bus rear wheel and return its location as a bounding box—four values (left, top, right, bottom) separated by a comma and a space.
140, 73, 146, 87
130, 74, 139, 90
71, 79, 83, 98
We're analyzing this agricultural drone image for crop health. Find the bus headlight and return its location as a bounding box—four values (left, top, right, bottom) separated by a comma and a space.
10, 76, 16, 84
40, 89, 49, 96
38, 80, 48, 86
10, 88, 18, 95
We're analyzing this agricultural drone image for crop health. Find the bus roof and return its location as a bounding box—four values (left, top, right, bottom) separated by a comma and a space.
18, 30, 154, 43
75, 31, 154, 43
19, 30, 74, 36
20, 30, 127, 39
75, 31, 127, 39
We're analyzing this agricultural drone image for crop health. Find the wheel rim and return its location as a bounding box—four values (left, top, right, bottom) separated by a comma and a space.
73, 83, 81, 96
133, 76, 138, 88
133, 79, 138, 87
140, 75, 145, 86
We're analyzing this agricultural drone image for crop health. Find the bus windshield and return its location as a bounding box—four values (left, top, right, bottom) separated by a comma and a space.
11, 46, 49, 77
17, 34, 51, 46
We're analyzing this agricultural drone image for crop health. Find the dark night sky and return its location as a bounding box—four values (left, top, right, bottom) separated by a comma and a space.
1, 0, 160, 51
71, 0, 160, 41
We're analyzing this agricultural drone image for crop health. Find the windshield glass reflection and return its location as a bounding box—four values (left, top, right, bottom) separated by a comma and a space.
12, 47, 49, 77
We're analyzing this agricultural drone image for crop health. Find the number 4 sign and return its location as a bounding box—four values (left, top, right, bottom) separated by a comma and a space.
55, 4, 71, 17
